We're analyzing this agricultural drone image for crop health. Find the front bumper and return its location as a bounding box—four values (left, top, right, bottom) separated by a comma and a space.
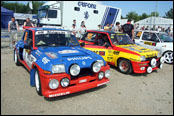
39, 64, 110, 98
131, 58, 162, 73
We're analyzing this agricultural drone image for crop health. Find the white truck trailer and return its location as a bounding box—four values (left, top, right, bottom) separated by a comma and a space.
37, 1, 121, 30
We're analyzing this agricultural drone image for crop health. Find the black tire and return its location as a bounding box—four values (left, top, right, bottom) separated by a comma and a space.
118, 58, 132, 74
14, 50, 21, 66
34, 68, 42, 96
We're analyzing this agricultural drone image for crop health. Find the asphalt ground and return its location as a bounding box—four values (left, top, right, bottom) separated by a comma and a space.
1, 47, 173, 115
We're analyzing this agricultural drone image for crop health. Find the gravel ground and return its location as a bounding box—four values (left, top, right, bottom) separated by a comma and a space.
1, 48, 173, 115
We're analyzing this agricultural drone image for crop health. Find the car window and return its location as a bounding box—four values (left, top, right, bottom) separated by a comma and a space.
157, 33, 173, 42
142, 32, 159, 42
82, 32, 97, 42
135, 31, 142, 39
26, 30, 33, 46
95, 33, 110, 46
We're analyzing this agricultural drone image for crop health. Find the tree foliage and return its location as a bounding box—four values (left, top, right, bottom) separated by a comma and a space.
1, 1, 44, 14
164, 8, 173, 19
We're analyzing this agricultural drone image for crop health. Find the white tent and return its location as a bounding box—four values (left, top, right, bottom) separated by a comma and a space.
135, 16, 173, 30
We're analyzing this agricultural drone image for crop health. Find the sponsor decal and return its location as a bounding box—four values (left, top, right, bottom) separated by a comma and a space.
35, 30, 71, 35
97, 81, 109, 87
35, 50, 42, 56
113, 51, 120, 55
67, 56, 92, 61
42, 57, 50, 64
144, 41, 156, 46
78, 2, 96, 9
58, 50, 79, 54
146, 53, 157, 58
49, 91, 70, 97
45, 52, 58, 59
82, 61, 86, 65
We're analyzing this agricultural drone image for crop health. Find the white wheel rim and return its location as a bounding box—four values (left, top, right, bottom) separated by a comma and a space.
119, 60, 129, 72
164, 52, 173, 63
35, 70, 40, 91
14, 51, 17, 63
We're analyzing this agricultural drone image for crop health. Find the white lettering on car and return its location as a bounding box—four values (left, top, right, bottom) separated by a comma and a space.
58, 50, 79, 54
42, 57, 50, 64
67, 56, 92, 61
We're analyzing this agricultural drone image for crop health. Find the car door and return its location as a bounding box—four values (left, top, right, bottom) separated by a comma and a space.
81, 32, 114, 63
140, 32, 161, 51
23, 30, 36, 69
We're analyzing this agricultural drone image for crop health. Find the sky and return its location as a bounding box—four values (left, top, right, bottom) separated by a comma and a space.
5, 1, 173, 17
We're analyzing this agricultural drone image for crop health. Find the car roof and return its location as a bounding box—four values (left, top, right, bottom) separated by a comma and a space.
26, 27, 68, 31
87, 30, 124, 34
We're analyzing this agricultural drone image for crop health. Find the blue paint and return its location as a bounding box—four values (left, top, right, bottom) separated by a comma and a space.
30, 68, 36, 86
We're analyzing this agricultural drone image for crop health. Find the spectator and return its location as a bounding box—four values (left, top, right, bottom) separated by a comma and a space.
81, 21, 85, 26
79, 24, 86, 38
136, 23, 139, 30
70, 24, 78, 37
97, 24, 102, 30
122, 19, 135, 42
145, 26, 149, 30
104, 23, 110, 31
141, 26, 145, 30
109, 24, 114, 31
165, 27, 171, 36
23, 18, 34, 27
73, 19, 76, 26
114, 22, 121, 32
8, 16, 20, 48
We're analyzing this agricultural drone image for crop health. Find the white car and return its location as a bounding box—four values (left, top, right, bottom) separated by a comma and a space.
135, 30, 173, 64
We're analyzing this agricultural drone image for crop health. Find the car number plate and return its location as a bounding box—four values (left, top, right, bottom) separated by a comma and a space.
79, 79, 87, 83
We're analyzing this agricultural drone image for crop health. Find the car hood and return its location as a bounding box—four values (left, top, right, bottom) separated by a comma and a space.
34, 46, 104, 72
116, 44, 159, 58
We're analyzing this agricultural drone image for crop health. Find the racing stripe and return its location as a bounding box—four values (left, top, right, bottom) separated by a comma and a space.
103, 8, 117, 28
101, 7, 110, 29
112, 9, 119, 25
101, 7, 108, 27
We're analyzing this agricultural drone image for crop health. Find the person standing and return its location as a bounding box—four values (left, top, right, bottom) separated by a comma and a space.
104, 23, 110, 31
8, 17, 20, 48
114, 22, 121, 32
121, 19, 135, 42
23, 18, 34, 27
73, 19, 76, 26
70, 24, 78, 37
79, 24, 86, 39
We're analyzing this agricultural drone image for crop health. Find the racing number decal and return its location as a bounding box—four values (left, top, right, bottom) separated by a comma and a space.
93, 50, 105, 56
23, 49, 36, 68
144, 41, 156, 46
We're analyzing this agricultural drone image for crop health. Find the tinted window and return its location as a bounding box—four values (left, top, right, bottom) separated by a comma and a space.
94, 10, 98, 14
74, 7, 80, 11
48, 10, 57, 18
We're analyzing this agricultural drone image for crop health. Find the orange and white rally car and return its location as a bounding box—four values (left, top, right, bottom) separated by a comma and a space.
79, 30, 165, 74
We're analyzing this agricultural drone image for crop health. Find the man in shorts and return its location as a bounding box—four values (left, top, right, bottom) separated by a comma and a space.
8, 17, 20, 48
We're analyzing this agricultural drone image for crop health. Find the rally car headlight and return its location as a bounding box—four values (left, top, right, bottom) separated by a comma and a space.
49, 79, 59, 89
61, 78, 70, 87
70, 64, 80, 76
150, 58, 157, 67
140, 56, 146, 61
97, 60, 104, 66
160, 56, 165, 64
105, 70, 110, 78
92, 61, 101, 73
98, 72, 104, 80
52, 64, 65, 74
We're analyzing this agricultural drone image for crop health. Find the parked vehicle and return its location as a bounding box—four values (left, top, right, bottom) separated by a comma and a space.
37, 1, 121, 29
134, 30, 173, 64
14, 27, 110, 98
79, 30, 165, 74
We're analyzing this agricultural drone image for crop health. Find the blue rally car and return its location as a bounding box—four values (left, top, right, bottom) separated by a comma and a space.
14, 27, 110, 98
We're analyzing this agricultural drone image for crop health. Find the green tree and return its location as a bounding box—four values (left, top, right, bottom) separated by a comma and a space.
126, 11, 139, 22
164, 8, 173, 19
139, 13, 149, 20
150, 12, 159, 17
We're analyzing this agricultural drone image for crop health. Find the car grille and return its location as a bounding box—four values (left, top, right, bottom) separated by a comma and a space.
71, 68, 93, 80
146, 56, 157, 61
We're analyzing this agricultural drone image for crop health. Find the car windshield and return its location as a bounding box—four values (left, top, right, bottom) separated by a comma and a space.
157, 33, 173, 42
38, 10, 47, 18
35, 30, 79, 47
110, 33, 134, 45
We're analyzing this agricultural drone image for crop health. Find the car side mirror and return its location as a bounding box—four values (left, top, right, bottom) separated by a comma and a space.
80, 42, 85, 47
24, 44, 31, 49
